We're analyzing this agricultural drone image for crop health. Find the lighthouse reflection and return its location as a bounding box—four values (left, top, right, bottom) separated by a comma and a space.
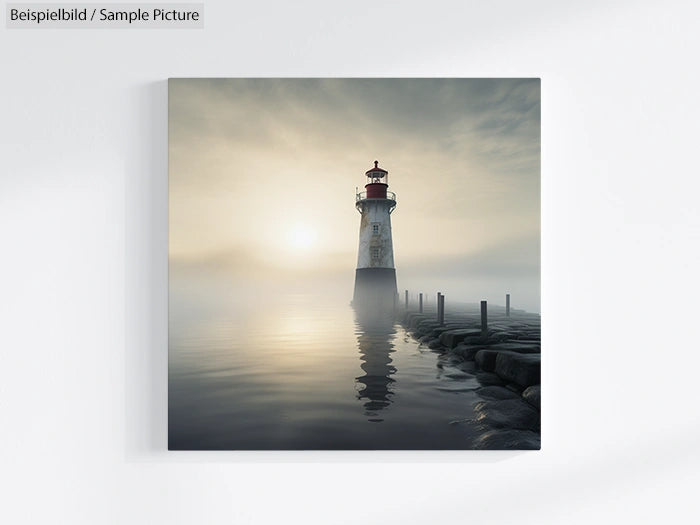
353, 307, 397, 422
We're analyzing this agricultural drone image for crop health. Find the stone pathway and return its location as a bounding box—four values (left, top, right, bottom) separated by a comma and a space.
402, 303, 541, 450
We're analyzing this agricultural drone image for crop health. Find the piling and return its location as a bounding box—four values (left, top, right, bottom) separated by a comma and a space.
419, 293, 423, 313
405, 290, 408, 309
506, 293, 510, 317
441, 295, 445, 325
437, 293, 445, 326
480, 300, 488, 337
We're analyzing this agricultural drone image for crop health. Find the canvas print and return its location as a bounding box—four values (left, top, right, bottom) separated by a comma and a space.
168, 78, 541, 450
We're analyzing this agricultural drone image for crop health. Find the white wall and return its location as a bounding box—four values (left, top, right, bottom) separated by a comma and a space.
2, 1, 700, 524
356, 199, 395, 268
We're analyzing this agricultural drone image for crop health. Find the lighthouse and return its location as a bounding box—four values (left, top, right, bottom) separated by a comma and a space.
353, 161, 398, 309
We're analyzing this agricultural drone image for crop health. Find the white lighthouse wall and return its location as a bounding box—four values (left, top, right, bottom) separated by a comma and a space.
356, 200, 395, 269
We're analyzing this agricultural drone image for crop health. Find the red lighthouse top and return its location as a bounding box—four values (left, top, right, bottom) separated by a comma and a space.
364, 160, 389, 198
365, 160, 388, 185
366, 160, 388, 176
356, 160, 397, 212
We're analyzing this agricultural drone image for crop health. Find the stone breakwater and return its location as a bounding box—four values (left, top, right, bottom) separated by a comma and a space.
401, 304, 541, 450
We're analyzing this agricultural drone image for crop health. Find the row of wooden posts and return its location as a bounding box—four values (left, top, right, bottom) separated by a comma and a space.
404, 290, 512, 332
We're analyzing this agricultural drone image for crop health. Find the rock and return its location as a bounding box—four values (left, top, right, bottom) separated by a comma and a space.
416, 320, 441, 336
495, 352, 541, 388
457, 360, 477, 374
476, 386, 521, 400
439, 328, 483, 348
505, 383, 524, 394
429, 325, 463, 337
486, 342, 540, 354
472, 429, 541, 450
473, 398, 540, 431
489, 332, 511, 343
522, 385, 541, 410
427, 338, 443, 349
452, 343, 486, 360
451, 343, 467, 357
476, 349, 541, 387
408, 315, 430, 329
475, 350, 500, 371
463, 345, 487, 360
474, 371, 506, 386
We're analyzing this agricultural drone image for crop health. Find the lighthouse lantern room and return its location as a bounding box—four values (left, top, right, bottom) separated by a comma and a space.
353, 161, 398, 309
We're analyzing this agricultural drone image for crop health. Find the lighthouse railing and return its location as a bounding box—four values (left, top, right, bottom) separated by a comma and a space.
356, 190, 396, 202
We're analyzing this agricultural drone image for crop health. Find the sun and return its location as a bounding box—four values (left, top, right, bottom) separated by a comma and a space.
287, 225, 317, 251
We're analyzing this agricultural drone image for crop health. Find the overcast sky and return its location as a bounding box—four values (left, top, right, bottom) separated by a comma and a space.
169, 78, 540, 311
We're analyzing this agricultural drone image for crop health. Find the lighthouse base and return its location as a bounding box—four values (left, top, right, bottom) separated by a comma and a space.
353, 268, 398, 312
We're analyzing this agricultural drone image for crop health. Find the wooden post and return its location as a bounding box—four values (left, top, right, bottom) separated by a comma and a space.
419, 293, 423, 313
481, 300, 488, 337
506, 293, 510, 317
438, 293, 445, 326
405, 289, 408, 309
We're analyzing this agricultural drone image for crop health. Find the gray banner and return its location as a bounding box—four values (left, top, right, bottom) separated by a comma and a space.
6, 3, 204, 28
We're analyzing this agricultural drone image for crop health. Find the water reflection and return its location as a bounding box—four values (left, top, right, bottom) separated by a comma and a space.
354, 308, 397, 422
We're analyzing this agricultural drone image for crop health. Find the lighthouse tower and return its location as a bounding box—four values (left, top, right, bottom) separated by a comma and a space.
353, 161, 398, 309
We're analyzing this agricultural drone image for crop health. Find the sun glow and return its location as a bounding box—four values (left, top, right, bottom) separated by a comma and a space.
287, 225, 317, 251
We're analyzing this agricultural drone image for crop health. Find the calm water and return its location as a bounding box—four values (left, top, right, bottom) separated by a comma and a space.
169, 293, 482, 449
